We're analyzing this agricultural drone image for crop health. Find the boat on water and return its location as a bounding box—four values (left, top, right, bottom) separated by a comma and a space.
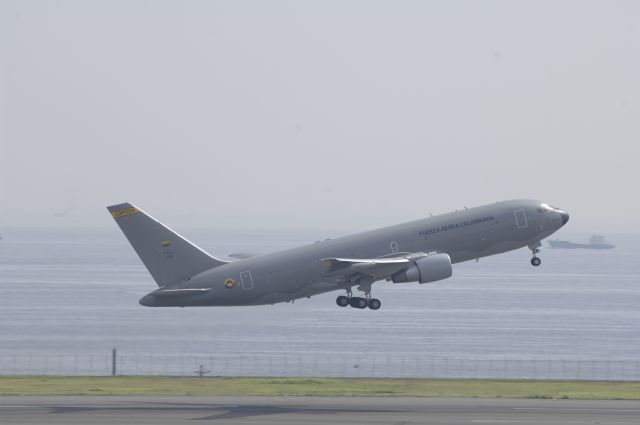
547, 235, 615, 250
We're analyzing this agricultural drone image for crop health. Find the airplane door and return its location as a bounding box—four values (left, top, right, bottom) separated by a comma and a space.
514, 209, 528, 228
389, 240, 398, 253
240, 271, 254, 290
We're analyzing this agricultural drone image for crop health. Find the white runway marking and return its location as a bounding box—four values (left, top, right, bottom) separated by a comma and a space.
514, 407, 640, 412
0, 405, 43, 408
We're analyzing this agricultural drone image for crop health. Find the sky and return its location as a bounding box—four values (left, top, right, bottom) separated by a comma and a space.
1, 1, 638, 234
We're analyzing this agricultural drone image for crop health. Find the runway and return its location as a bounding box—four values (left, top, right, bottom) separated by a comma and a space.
1, 396, 640, 424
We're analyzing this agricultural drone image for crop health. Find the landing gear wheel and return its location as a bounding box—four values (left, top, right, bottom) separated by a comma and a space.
528, 242, 542, 267
336, 295, 349, 307
349, 297, 368, 309
368, 298, 381, 310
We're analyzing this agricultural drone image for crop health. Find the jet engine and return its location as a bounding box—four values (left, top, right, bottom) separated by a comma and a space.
391, 253, 452, 284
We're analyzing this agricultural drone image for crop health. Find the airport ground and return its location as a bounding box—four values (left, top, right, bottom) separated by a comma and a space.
2, 395, 640, 425
2, 376, 640, 399
3, 377, 640, 424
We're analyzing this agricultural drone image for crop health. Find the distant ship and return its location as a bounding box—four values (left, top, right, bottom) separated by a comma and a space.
548, 235, 615, 250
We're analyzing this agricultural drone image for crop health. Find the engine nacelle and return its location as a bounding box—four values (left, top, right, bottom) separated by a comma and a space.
391, 253, 452, 284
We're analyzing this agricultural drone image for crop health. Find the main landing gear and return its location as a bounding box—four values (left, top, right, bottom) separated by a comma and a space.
529, 242, 542, 267
336, 288, 381, 310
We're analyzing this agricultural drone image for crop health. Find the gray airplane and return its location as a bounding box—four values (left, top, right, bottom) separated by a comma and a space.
107, 199, 569, 310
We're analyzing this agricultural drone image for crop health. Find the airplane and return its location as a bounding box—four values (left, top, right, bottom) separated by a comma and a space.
107, 199, 569, 310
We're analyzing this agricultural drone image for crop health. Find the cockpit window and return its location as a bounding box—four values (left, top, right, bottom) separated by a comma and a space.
538, 204, 554, 213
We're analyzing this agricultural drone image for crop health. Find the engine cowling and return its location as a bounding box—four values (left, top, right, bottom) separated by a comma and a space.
391, 253, 452, 284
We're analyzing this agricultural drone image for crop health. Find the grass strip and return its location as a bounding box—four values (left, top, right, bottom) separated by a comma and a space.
1, 376, 640, 399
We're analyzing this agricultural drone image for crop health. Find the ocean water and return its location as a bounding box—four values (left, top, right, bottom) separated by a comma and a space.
0, 227, 639, 379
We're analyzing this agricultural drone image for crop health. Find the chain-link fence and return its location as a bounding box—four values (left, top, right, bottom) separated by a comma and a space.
1, 352, 639, 381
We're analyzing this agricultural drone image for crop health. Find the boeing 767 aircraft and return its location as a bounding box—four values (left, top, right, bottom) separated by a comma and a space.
108, 199, 569, 310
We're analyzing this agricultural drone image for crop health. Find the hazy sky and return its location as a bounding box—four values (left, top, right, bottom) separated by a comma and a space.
1, 1, 638, 233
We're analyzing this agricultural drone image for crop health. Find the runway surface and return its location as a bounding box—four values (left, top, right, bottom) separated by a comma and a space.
1, 396, 640, 424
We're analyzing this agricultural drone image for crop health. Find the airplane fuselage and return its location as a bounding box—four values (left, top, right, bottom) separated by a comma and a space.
138, 199, 568, 307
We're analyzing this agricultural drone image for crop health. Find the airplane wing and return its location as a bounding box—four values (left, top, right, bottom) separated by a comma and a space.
319, 256, 410, 269
319, 252, 428, 283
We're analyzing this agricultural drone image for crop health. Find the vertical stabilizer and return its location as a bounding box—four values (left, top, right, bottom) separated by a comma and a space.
107, 203, 227, 287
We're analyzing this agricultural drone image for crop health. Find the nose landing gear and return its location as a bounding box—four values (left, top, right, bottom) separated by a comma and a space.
529, 242, 542, 266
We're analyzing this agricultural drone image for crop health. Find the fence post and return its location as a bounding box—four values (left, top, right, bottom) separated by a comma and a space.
112, 349, 117, 376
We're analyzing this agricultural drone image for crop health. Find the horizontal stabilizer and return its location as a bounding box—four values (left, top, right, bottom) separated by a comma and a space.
228, 252, 258, 260
149, 288, 212, 297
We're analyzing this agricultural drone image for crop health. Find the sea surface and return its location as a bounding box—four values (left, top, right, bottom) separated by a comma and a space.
0, 227, 639, 380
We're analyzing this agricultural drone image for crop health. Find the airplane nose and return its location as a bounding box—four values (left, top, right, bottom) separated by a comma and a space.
561, 211, 570, 225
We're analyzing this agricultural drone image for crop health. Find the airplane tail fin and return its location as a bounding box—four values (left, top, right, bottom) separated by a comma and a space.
107, 203, 227, 287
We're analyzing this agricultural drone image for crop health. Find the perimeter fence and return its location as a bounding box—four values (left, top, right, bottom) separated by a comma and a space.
1, 352, 640, 381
